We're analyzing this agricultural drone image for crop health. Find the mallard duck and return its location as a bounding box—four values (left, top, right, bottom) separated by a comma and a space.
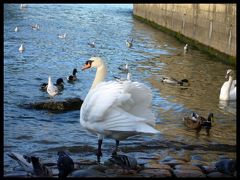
109, 154, 138, 171
183, 112, 214, 135
67, 69, 78, 82
161, 76, 189, 86
126, 38, 133, 48
40, 78, 64, 91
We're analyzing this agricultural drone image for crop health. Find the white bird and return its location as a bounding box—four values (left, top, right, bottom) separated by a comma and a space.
219, 69, 236, 101
58, 33, 67, 39
126, 39, 133, 48
14, 26, 19, 32
20, 4, 27, 9
31, 24, 40, 30
184, 44, 188, 54
80, 57, 159, 162
47, 76, 59, 97
19, 44, 25, 53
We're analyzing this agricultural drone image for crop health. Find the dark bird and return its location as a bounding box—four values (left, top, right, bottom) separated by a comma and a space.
109, 154, 138, 172
40, 78, 64, 91
215, 159, 236, 176
31, 156, 52, 176
57, 151, 74, 179
183, 112, 214, 135
67, 68, 78, 82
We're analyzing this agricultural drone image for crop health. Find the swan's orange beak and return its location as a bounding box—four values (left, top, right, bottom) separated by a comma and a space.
82, 63, 91, 71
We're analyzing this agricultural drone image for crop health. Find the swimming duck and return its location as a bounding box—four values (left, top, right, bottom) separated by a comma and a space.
161, 76, 189, 86
126, 38, 133, 48
109, 154, 138, 172
40, 78, 64, 91
219, 69, 236, 101
57, 151, 74, 179
58, 33, 67, 39
31, 24, 40, 30
47, 76, 59, 97
87, 41, 95, 48
67, 69, 78, 82
183, 112, 214, 135
184, 44, 188, 54
80, 57, 159, 163
19, 44, 25, 53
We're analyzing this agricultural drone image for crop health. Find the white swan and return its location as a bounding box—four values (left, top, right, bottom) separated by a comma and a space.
80, 57, 159, 162
219, 69, 236, 101
19, 44, 25, 53
47, 76, 59, 97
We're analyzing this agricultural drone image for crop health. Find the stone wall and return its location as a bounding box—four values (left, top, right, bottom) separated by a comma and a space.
133, 4, 236, 59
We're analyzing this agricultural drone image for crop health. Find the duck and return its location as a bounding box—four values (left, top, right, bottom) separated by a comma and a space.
31, 24, 40, 30
161, 76, 189, 86
109, 154, 138, 171
118, 63, 129, 73
80, 57, 159, 163
58, 33, 67, 39
40, 78, 64, 91
67, 68, 78, 82
19, 44, 25, 53
183, 112, 214, 135
184, 44, 188, 54
126, 38, 133, 48
219, 69, 236, 101
7, 152, 52, 176
57, 151, 74, 179
47, 76, 59, 97
15, 26, 19, 32
87, 41, 95, 48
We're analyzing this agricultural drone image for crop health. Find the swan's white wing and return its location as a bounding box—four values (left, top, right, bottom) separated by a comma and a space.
231, 80, 236, 90
80, 80, 158, 135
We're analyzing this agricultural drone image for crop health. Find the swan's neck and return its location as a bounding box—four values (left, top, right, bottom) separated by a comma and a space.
91, 63, 107, 90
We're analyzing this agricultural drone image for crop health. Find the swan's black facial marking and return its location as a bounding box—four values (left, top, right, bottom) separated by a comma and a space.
82, 60, 93, 70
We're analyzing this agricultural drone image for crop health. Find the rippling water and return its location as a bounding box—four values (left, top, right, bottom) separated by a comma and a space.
4, 4, 236, 174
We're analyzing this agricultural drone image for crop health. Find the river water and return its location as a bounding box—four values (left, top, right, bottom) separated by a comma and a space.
4, 4, 236, 175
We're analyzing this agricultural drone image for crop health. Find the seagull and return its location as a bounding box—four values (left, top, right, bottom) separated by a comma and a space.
47, 76, 59, 97
7, 152, 52, 176
40, 78, 64, 91
20, 4, 27, 9
19, 44, 25, 53
126, 38, 133, 48
184, 44, 188, 54
58, 33, 67, 39
14, 26, 19, 32
32, 24, 40, 30
57, 151, 74, 179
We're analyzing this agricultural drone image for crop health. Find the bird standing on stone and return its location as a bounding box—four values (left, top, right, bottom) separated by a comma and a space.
57, 151, 74, 179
